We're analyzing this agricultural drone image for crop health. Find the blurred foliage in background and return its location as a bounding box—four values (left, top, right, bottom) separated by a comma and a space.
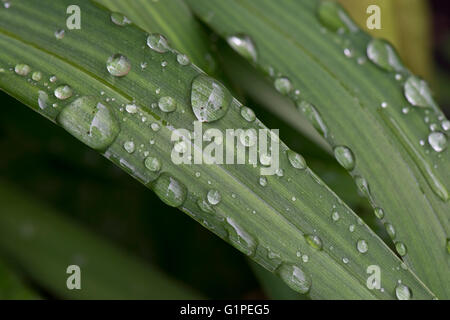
0, 0, 448, 299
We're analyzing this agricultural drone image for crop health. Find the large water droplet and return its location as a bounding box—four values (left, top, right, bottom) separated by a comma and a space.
297, 101, 328, 138
54, 85, 73, 100
158, 96, 177, 113
227, 34, 258, 63
57, 96, 120, 151
395, 284, 412, 300
287, 150, 306, 169
428, 131, 447, 152
111, 12, 131, 26
225, 217, 257, 256
305, 234, 323, 250
106, 54, 131, 77
317, 1, 358, 33
191, 75, 231, 122
14, 64, 31, 76
395, 242, 407, 256
356, 239, 368, 253
207, 189, 221, 205
278, 264, 311, 294
404, 76, 436, 108
144, 156, 161, 172
152, 173, 187, 207
334, 146, 355, 171
274, 77, 292, 95
146, 33, 170, 53
366, 39, 404, 72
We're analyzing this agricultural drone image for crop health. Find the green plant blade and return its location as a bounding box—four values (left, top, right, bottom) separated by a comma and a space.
0, 259, 40, 300
186, 0, 450, 298
0, 180, 202, 299
0, 0, 434, 299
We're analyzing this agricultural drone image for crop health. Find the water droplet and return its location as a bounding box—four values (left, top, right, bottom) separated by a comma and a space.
331, 211, 340, 221
146, 33, 170, 53
157, 96, 177, 113
374, 207, 384, 219
207, 189, 221, 205
395, 242, 407, 256
355, 176, 371, 199
287, 150, 307, 169
259, 176, 268, 187
3, 1, 11, 8
227, 34, 258, 63
32, 71, 42, 81
225, 217, 256, 256
317, 1, 358, 33
305, 234, 323, 250
37, 91, 49, 110
54, 85, 73, 100
342, 257, 349, 264
404, 76, 436, 108
277, 264, 311, 294
366, 39, 404, 72
144, 156, 161, 172
176, 53, 190, 66
152, 173, 187, 207
395, 284, 412, 300
57, 97, 120, 151
197, 199, 214, 214
428, 131, 447, 152
349, 224, 355, 232
151, 123, 161, 132
111, 12, 131, 26
334, 146, 355, 171
274, 77, 292, 95
54, 29, 65, 40
191, 75, 231, 122
259, 153, 272, 166
106, 54, 131, 77
240, 106, 256, 122
384, 223, 395, 239
125, 103, 138, 114
49, 75, 57, 83
123, 141, 135, 153
14, 64, 31, 76
356, 239, 368, 253
297, 101, 328, 138
441, 120, 450, 131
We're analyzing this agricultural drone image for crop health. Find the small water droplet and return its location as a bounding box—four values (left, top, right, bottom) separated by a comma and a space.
54, 85, 73, 100
331, 211, 340, 221
49, 75, 57, 83
152, 173, 187, 207
106, 54, 131, 77
57, 96, 120, 151
111, 12, 131, 26
125, 103, 138, 114
207, 189, 221, 205
384, 223, 396, 239
14, 64, 31, 76
349, 224, 355, 232
287, 150, 307, 169
37, 90, 49, 110
151, 122, 161, 131
32, 71, 42, 81
305, 234, 323, 250
404, 76, 436, 108
197, 199, 214, 214
441, 120, 450, 131
158, 96, 177, 113
274, 77, 292, 95
297, 101, 328, 138
395, 284, 412, 300
395, 242, 407, 256
334, 146, 355, 171
342, 257, 349, 264
356, 239, 368, 253
277, 264, 311, 294
191, 75, 231, 122
366, 39, 404, 72
259, 176, 268, 187
240, 106, 256, 122
428, 131, 447, 152
176, 53, 190, 66
123, 141, 135, 153
225, 217, 256, 256
227, 34, 258, 63
144, 156, 161, 172
374, 207, 384, 219
146, 33, 170, 53
54, 29, 65, 40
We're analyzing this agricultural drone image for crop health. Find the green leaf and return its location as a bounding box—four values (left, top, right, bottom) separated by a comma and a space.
0, 259, 40, 300
185, 0, 450, 298
0, 180, 202, 299
0, 0, 435, 299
